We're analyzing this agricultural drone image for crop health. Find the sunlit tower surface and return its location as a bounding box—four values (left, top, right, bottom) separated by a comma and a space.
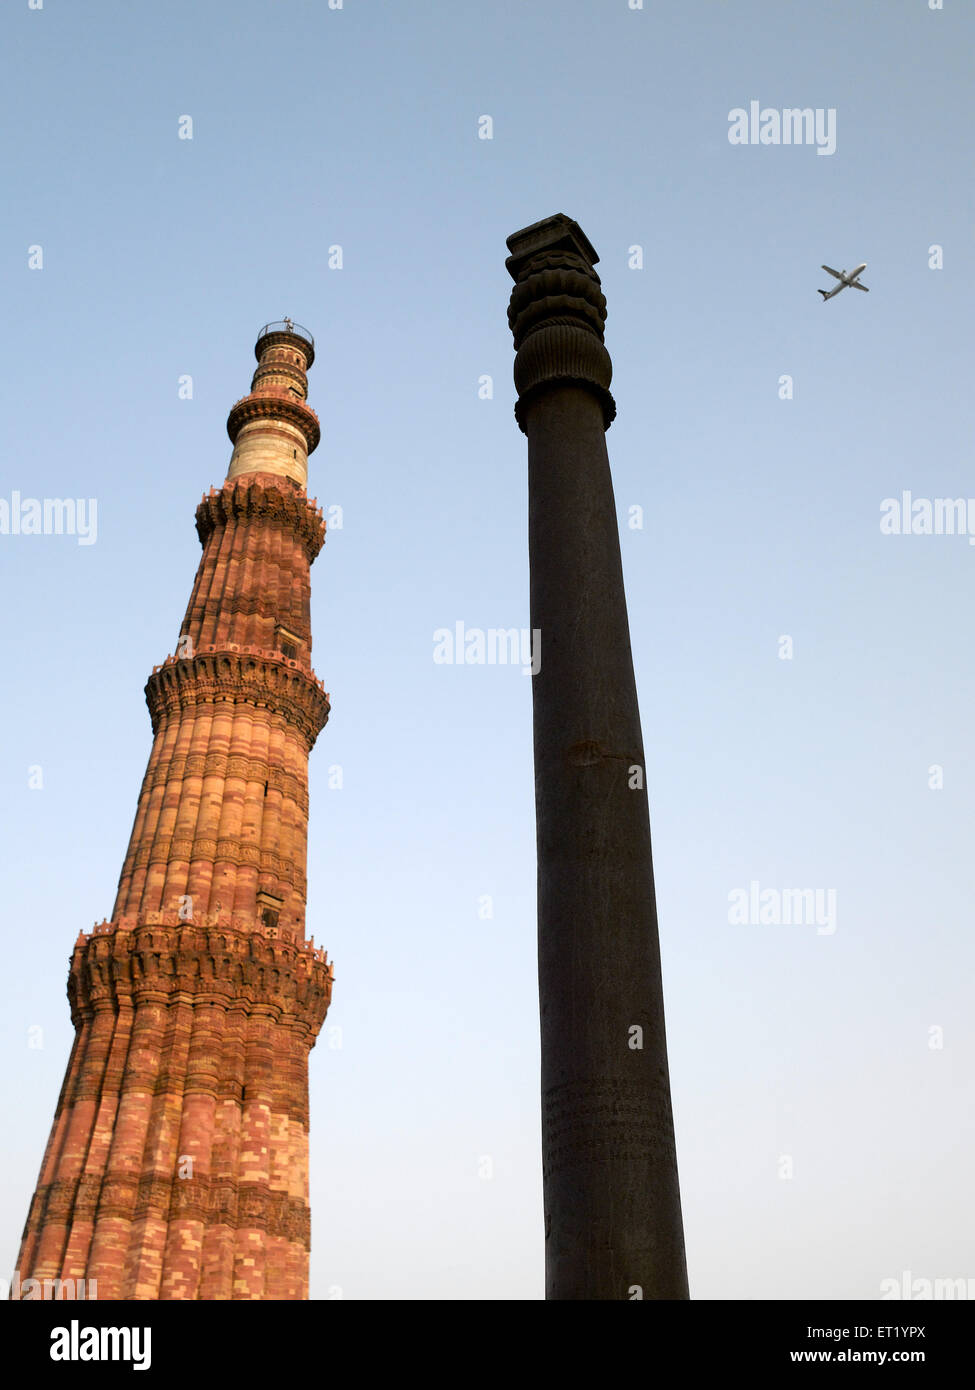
17, 323, 334, 1300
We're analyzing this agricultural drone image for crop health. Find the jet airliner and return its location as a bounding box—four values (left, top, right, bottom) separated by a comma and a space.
818, 262, 869, 301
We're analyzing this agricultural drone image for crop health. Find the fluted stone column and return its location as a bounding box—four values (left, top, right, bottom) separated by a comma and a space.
506, 215, 689, 1300
16, 323, 334, 1300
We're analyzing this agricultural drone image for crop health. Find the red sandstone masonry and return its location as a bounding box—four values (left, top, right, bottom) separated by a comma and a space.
17, 327, 333, 1301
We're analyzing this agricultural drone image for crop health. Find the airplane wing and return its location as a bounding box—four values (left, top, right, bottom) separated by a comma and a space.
850, 280, 869, 292
821, 265, 843, 279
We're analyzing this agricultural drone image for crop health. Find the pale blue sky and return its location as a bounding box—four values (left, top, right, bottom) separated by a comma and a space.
2, 0, 973, 1300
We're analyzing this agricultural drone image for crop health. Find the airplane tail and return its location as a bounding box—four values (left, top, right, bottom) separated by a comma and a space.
817, 289, 829, 300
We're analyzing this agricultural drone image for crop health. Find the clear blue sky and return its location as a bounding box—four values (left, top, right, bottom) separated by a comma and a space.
2, 0, 973, 1300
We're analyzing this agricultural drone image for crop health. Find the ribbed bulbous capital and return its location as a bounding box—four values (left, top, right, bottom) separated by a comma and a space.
506, 215, 616, 431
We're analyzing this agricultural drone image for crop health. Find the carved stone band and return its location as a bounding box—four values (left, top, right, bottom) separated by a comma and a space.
67, 920, 332, 1032
512, 324, 616, 431
196, 476, 326, 563
145, 651, 330, 750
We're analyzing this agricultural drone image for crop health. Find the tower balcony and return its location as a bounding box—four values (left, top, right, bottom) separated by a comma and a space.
256, 320, 315, 368
226, 389, 321, 453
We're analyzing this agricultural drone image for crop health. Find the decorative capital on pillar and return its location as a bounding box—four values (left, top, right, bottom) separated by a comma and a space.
506, 214, 616, 432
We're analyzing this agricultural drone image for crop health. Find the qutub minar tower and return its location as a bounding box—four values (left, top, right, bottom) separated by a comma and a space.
17, 322, 334, 1300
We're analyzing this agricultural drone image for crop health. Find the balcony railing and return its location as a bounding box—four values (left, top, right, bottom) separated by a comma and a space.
257, 320, 314, 348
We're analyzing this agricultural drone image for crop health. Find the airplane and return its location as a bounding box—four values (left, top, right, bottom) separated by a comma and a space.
818, 262, 869, 301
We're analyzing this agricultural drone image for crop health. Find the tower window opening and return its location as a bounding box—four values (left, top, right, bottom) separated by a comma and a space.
256, 890, 284, 935
276, 626, 302, 663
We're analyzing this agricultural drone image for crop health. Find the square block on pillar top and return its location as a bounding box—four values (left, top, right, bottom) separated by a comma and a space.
505, 213, 599, 280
